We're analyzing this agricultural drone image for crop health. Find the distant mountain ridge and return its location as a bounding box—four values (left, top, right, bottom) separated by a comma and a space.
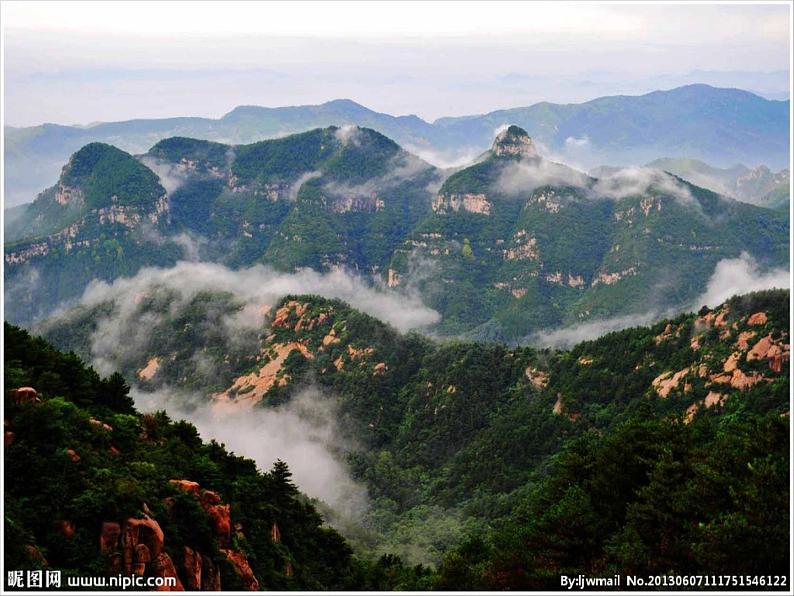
5, 125, 789, 341
5, 84, 790, 206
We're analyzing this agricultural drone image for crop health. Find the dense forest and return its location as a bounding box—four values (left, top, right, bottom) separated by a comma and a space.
6, 289, 790, 590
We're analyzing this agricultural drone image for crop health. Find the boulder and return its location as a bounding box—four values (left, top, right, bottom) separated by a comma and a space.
747, 312, 768, 326
168, 479, 200, 495
10, 387, 39, 405
747, 334, 775, 362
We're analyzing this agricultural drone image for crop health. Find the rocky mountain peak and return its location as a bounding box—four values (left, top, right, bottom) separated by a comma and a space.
491, 125, 538, 159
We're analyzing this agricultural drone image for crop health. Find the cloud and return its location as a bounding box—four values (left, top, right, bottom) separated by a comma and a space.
171, 232, 205, 261
530, 252, 790, 348
132, 384, 369, 521
334, 124, 363, 146
693, 251, 790, 308
495, 159, 590, 195
493, 123, 510, 137
529, 311, 661, 348
322, 151, 439, 198
139, 156, 188, 194
564, 135, 590, 148
403, 144, 483, 171
41, 261, 441, 527
68, 262, 440, 377
590, 166, 696, 206
288, 171, 322, 200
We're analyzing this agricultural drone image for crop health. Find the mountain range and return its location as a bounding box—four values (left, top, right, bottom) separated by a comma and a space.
5, 84, 790, 207
5, 125, 789, 341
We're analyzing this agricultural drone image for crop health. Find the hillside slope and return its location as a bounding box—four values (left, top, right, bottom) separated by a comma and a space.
4, 323, 383, 591
38, 287, 791, 576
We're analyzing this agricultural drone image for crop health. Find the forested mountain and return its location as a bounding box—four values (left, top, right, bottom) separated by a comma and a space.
6, 85, 789, 206
5, 125, 788, 343
645, 158, 789, 210
4, 323, 433, 591
11, 288, 790, 589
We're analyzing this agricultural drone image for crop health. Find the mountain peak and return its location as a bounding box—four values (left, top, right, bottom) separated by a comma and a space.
491, 125, 538, 159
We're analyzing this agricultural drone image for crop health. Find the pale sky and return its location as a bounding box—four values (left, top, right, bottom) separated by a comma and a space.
2, 1, 791, 127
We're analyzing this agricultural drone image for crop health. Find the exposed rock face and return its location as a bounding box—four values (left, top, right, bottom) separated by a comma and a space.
747, 334, 775, 362
686, 391, 726, 422
123, 517, 165, 570
201, 554, 222, 591
432, 192, 492, 215
525, 367, 549, 389
387, 268, 401, 288
182, 546, 202, 590
137, 357, 161, 381
10, 387, 40, 405
60, 520, 75, 540
736, 330, 757, 350
55, 184, 85, 207
66, 448, 81, 462
270, 522, 281, 544
492, 125, 539, 159
5, 419, 15, 447
169, 480, 231, 547
222, 549, 260, 591
152, 552, 184, 591
89, 417, 113, 432
747, 312, 768, 326
331, 194, 385, 213
100, 522, 121, 553
503, 230, 538, 261
25, 545, 48, 567
591, 266, 638, 287
746, 334, 791, 372
652, 368, 691, 398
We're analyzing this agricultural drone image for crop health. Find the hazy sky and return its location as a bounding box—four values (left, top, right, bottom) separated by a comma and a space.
2, 1, 791, 127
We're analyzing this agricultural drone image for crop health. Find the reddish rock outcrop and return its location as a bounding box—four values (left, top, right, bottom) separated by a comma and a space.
123, 517, 165, 575
736, 330, 757, 350
10, 387, 40, 405
5, 419, 14, 447
169, 479, 200, 495
747, 334, 775, 362
66, 448, 81, 463
652, 368, 690, 398
152, 552, 184, 591
100, 522, 121, 553
89, 417, 113, 432
183, 546, 202, 590
270, 522, 281, 544
747, 312, 768, 326
222, 549, 260, 591
25, 545, 48, 566
170, 480, 231, 546
60, 520, 75, 540
525, 367, 550, 389
201, 554, 222, 591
